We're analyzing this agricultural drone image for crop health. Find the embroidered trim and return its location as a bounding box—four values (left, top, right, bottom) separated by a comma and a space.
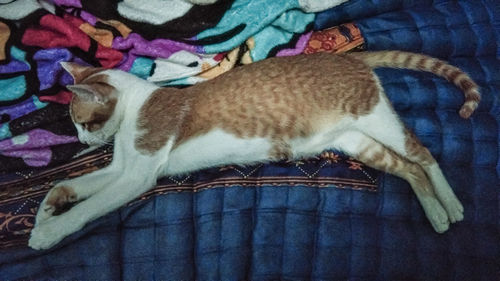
304, 23, 364, 55
0, 148, 379, 249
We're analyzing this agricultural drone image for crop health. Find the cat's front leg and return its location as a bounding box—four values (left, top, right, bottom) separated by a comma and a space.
36, 184, 78, 223
35, 161, 123, 224
29, 176, 156, 250
29, 153, 161, 250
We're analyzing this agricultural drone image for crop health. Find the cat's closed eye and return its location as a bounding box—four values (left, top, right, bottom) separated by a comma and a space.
81, 122, 101, 132
80, 123, 89, 130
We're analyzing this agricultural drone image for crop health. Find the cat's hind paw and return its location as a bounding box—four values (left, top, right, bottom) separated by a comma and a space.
441, 196, 464, 224
422, 197, 450, 233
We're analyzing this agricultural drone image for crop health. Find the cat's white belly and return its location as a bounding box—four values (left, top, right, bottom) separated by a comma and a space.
161, 122, 355, 176
288, 119, 355, 158
289, 131, 337, 157
163, 128, 273, 176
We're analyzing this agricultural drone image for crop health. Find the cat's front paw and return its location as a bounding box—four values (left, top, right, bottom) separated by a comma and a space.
29, 223, 63, 250
36, 185, 78, 224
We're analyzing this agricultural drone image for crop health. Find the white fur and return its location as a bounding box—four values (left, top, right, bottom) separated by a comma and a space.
423, 163, 464, 223
289, 117, 354, 158
30, 67, 464, 249
355, 99, 407, 154
163, 129, 273, 176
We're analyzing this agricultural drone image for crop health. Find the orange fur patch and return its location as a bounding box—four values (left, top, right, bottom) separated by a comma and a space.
68, 73, 117, 131
136, 53, 380, 154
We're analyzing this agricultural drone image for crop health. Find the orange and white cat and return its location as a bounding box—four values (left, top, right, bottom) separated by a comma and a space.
29, 51, 480, 250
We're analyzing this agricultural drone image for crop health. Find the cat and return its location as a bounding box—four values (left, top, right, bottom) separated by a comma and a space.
28, 51, 480, 250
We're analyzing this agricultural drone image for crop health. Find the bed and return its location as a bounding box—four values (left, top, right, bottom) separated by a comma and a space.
0, 0, 499, 280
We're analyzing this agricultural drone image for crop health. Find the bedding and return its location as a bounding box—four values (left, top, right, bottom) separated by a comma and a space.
0, 0, 499, 280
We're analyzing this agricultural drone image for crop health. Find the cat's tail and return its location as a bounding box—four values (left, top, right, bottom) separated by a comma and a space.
351, 51, 480, 119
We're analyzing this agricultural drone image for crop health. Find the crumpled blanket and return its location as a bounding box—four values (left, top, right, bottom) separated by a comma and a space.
0, 0, 352, 172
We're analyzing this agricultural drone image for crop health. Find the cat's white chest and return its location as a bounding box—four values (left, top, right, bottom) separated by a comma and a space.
162, 129, 273, 176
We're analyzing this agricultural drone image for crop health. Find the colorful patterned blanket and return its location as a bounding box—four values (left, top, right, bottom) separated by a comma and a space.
0, 0, 499, 280
0, 0, 359, 172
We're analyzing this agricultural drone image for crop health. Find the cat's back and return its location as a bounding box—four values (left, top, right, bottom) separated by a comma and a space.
184, 52, 379, 120
170, 52, 380, 144
189, 52, 373, 99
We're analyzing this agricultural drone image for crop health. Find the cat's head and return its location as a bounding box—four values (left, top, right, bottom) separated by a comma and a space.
62, 62, 121, 146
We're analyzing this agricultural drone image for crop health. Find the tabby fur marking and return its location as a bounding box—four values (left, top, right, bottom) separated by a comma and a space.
29, 51, 480, 250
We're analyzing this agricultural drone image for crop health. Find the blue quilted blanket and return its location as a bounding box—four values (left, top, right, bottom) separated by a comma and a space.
1, 0, 499, 280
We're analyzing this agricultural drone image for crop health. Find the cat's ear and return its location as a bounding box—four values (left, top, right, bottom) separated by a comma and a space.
66, 84, 109, 104
60, 62, 102, 84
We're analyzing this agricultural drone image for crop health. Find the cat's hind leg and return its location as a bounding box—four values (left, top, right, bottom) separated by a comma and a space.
401, 129, 463, 223
354, 101, 463, 224
333, 131, 450, 233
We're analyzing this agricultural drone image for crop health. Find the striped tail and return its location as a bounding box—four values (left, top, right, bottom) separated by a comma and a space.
351, 51, 480, 119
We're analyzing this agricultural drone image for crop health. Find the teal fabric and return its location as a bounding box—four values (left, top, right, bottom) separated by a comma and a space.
10, 46, 29, 66
0, 124, 12, 139
251, 9, 314, 61
198, 0, 314, 54
129, 57, 155, 80
0, 76, 27, 102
